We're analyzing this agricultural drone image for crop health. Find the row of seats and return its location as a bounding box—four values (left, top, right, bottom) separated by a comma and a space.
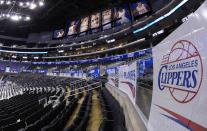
0, 73, 127, 131
98, 88, 127, 131
42, 98, 79, 131
65, 92, 92, 131
0, 73, 78, 130
0, 93, 45, 130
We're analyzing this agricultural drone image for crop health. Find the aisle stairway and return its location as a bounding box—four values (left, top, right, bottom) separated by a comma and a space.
86, 90, 103, 131
64, 93, 85, 128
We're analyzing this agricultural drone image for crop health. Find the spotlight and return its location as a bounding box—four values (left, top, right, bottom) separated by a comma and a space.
11, 15, 20, 21
18, 15, 22, 19
25, 16, 30, 21
19, 2, 23, 6
29, 3, 37, 10
6, 14, 10, 18
0, 0, 4, 4
39, 1, 44, 6
6, 0, 11, 5
26, 2, 30, 6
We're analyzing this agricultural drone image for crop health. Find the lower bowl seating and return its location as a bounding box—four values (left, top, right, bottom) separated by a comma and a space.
0, 74, 127, 131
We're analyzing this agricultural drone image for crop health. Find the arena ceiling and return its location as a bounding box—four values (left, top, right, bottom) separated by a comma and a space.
0, 0, 130, 37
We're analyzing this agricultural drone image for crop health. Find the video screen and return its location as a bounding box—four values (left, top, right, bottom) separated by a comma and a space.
131, 0, 151, 17
102, 9, 112, 30
80, 17, 89, 33
53, 29, 65, 38
114, 4, 131, 26
67, 20, 79, 35
91, 12, 101, 29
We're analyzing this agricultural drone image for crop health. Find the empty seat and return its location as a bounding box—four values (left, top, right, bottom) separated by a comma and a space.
2, 121, 26, 131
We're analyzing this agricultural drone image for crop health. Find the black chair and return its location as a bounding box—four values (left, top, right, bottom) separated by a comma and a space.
0, 116, 17, 127
98, 88, 127, 131
2, 120, 26, 131
99, 119, 114, 131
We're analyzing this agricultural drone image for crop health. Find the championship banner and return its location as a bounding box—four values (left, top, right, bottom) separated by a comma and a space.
106, 67, 119, 87
148, 2, 207, 131
118, 61, 137, 104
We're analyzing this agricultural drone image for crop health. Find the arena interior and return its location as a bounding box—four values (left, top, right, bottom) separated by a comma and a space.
0, 0, 207, 131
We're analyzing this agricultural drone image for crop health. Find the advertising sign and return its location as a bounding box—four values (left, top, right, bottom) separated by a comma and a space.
118, 61, 137, 104
148, 2, 207, 131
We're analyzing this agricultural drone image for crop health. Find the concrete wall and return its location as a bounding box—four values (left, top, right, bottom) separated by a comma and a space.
106, 83, 147, 131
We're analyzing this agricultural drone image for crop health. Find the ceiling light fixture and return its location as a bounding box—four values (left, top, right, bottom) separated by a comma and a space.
29, 3, 37, 10
0, 0, 4, 4
39, 1, 44, 6
10, 14, 19, 21
0, 0, 45, 22
6, 0, 11, 5
25, 16, 30, 21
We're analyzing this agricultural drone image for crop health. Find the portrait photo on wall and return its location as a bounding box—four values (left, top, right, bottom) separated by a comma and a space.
114, 4, 131, 26
53, 29, 65, 39
79, 16, 89, 35
67, 20, 79, 36
131, 0, 151, 18
102, 9, 112, 30
91, 12, 101, 33
91, 12, 100, 29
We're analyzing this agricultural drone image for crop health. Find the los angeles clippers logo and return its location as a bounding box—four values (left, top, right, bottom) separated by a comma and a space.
158, 40, 203, 103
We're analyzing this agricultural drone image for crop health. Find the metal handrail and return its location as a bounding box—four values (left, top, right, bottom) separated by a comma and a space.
69, 81, 101, 92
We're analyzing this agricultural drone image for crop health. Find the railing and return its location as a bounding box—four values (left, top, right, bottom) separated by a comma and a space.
66, 80, 102, 97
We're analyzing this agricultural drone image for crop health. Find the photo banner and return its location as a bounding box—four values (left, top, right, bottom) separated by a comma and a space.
148, 2, 207, 131
91, 12, 100, 29
114, 4, 131, 26
131, 0, 151, 18
102, 9, 112, 30
67, 20, 79, 35
118, 61, 137, 104
80, 17, 89, 34
53, 29, 64, 38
